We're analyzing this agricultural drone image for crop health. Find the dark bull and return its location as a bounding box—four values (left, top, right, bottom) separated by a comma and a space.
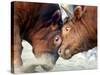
11, 2, 63, 72
58, 5, 97, 59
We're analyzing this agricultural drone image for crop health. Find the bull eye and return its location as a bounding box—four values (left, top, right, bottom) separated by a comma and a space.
55, 37, 59, 41
66, 28, 69, 31
65, 27, 71, 32
54, 35, 62, 47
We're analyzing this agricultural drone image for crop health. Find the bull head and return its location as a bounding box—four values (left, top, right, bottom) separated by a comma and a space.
31, 9, 63, 71
58, 5, 97, 59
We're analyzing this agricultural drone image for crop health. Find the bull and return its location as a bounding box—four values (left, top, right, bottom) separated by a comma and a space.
58, 5, 97, 59
11, 2, 63, 72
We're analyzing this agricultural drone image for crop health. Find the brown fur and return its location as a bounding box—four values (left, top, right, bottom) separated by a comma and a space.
58, 6, 97, 59
11, 2, 63, 72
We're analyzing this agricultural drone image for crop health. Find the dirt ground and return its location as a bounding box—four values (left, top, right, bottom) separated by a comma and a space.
14, 40, 97, 73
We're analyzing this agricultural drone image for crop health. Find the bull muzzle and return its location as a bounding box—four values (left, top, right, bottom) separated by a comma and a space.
35, 53, 58, 71
58, 47, 72, 59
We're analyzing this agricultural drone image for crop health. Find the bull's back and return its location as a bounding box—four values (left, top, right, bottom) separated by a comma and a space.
12, 2, 45, 25
11, 2, 60, 30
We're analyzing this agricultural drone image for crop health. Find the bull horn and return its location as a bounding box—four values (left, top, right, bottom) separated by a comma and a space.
61, 6, 73, 23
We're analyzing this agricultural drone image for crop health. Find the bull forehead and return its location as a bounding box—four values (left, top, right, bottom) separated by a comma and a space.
34, 27, 60, 39
32, 28, 61, 56
32, 27, 60, 46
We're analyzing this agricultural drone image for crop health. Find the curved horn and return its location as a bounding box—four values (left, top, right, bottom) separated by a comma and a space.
61, 6, 73, 22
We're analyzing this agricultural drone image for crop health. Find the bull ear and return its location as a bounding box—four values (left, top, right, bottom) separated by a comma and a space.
61, 6, 73, 23
52, 10, 61, 22
74, 6, 83, 19
51, 10, 63, 30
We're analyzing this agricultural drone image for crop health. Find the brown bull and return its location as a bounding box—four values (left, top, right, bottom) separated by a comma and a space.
58, 5, 97, 59
11, 2, 63, 72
